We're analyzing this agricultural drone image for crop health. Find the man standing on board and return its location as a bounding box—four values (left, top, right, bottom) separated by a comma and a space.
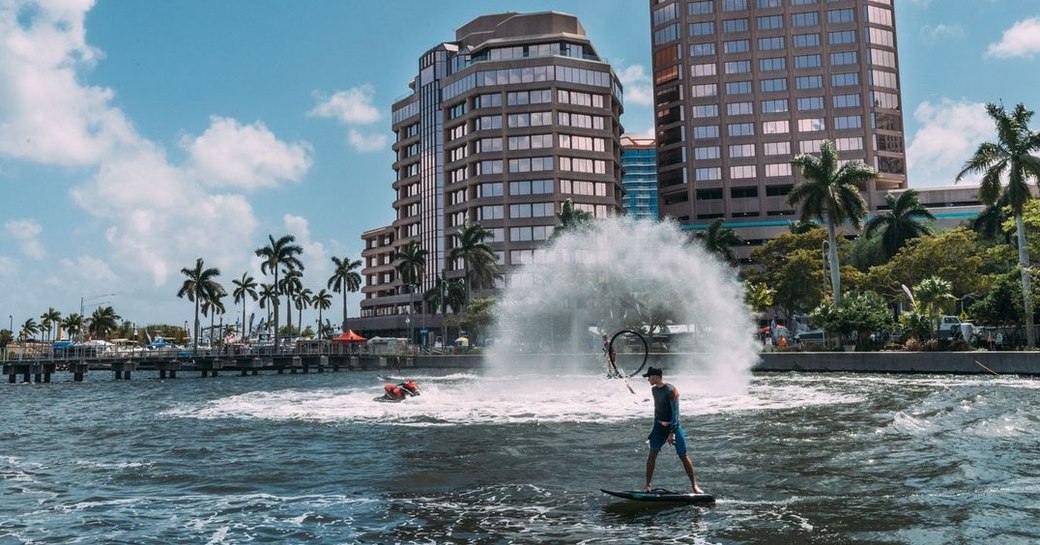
643, 366, 704, 493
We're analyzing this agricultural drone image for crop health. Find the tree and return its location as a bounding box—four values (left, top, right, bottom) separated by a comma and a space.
743, 281, 776, 315
788, 219, 820, 234
692, 218, 743, 265
257, 283, 277, 336
460, 297, 496, 345
424, 271, 465, 345
552, 198, 594, 238
62, 313, 84, 342
328, 256, 362, 332
810, 291, 892, 349
19, 318, 39, 342
451, 220, 500, 304
863, 228, 991, 304
177, 257, 222, 354
957, 102, 1040, 346
312, 289, 333, 339
864, 190, 935, 260
912, 276, 956, 336
746, 229, 830, 320
789, 140, 877, 306
232, 272, 258, 340
255, 234, 304, 352
393, 240, 428, 341
295, 287, 313, 335
0, 329, 12, 360
280, 267, 303, 337
39, 307, 61, 343
88, 306, 120, 339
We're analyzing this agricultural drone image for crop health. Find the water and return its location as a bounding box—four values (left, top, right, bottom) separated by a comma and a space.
490, 218, 759, 391
2, 369, 1039, 544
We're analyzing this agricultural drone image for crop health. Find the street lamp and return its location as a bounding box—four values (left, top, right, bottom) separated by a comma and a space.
405, 315, 412, 345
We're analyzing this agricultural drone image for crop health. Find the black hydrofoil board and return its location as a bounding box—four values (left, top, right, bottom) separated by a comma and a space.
601, 488, 715, 505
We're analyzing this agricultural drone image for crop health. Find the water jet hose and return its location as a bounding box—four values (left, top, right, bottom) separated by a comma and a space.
608, 330, 650, 394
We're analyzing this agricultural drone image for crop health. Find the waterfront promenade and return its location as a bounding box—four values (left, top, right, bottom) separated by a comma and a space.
3, 350, 1038, 384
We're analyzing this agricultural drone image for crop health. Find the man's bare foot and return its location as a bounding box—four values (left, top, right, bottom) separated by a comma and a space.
644, 484, 653, 492
692, 484, 705, 494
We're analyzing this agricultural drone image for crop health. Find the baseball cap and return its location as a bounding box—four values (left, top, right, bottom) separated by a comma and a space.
642, 366, 663, 377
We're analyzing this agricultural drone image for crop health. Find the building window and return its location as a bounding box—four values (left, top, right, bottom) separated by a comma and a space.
725, 60, 752, 74
791, 12, 819, 27
731, 185, 758, 198
834, 115, 862, 130
829, 30, 856, 45
692, 104, 720, 118
827, 9, 855, 24
691, 42, 716, 56
796, 75, 823, 89
798, 118, 826, 132
726, 81, 752, 95
727, 101, 754, 116
688, 1, 714, 15
729, 143, 756, 158
760, 57, 786, 71
835, 137, 864, 151
724, 39, 751, 54
831, 72, 859, 87
758, 37, 785, 50
694, 125, 720, 139
763, 141, 791, 155
793, 33, 820, 48
797, 96, 824, 111
831, 51, 858, 66
722, 0, 747, 11
761, 99, 789, 113
833, 94, 860, 108
765, 163, 793, 177
695, 167, 722, 181
757, 15, 783, 31
723, 18, 749, 33
728, 123, 755, 137
761, 78, 787, 93
654, 23, 680, 45
692, 84, 718, 97
695, 146, 721, 160
689, 22, 715, 36
762, 120, 790, 134
692, 63, 718, 77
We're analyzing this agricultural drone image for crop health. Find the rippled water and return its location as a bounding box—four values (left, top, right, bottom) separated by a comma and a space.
2, 369, 1039, 544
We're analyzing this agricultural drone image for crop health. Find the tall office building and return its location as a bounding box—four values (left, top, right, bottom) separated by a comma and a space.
620, 135, 660, 220
649, 0, 906, 250
358, 12, 624, 337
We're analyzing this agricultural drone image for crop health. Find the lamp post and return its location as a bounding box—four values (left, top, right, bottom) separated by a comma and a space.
80, 292, 116, 342
405, 315, 411, 345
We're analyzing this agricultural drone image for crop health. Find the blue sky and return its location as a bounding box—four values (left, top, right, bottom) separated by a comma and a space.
1, 0, 1039, 332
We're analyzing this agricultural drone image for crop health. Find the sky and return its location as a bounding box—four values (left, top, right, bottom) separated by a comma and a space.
1, 0, 1039, 333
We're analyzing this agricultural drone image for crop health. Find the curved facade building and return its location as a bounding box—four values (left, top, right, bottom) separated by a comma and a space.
360, 12, 624, 335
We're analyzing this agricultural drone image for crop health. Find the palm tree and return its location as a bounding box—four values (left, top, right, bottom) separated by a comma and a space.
232, 272, 258, 340
424, 271, 465, 347
552, 198, 595, 239
328, 256, 362, 332
913, 276, 955, 337
39, 307, 61, 343
295, 287, 313, 335
177, 257, 222, 354
971, 199, 1012, 244
393, 240, 428, 341
88, 306, 120, 339
789, 140, 877, 306
957, 102, 1040, 346
19, 318, 39, 342
692, 218, 743, 264
788, 219, 819, 234
280, 267, 303, 336
864, 190, 935, 259
451, 220, 500, 304
62, 313, 84, 342
255, 234, 304, 352
257, 283, 278, 338
312, 289, 333, 339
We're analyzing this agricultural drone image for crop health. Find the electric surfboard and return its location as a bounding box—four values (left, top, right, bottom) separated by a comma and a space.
601, 488, 715, 505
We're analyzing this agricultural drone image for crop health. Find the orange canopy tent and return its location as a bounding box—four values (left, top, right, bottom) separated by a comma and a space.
331, 330, 367, 343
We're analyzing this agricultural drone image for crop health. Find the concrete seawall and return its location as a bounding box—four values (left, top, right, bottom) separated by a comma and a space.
417, 351, 1040, 376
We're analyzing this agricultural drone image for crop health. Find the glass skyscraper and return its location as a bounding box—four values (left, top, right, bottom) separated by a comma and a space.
621, 136, 659, 220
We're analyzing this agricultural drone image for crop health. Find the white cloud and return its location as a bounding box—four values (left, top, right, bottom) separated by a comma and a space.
617, 65, 653, 107
347, 128, 389, 153
182, 116, 313, 190
0, 1, 309, 291
920, 23, 964, 44
59, 255, 117, 283
5, 219, 45, 259
906, 99, 994, 187
282, 214, 330, 287
987, 17, 1040, 59
308, 84, 381, 125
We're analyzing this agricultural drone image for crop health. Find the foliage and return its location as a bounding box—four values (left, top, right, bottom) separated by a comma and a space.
862, 228, 991, 302
553, 198, 594, 238
746, 229, 829, 320
864, 190, 935, 260
232, 272, 258, 339
451, 221, 500, 302
897, 310, 933, 342
88, 306, 121, 339
788, 139, 878, 305
968, 269, 1040, 326
256, 234, 304, 351
743, 281, 775, 314
809, 290, 892, 349
460, 297, 496, 345
846, 233, 887, 272
0, 329, 12, 348
177, 257, 223, 353
691, 218, 743, 265
957, 102, 1040, 346
328, 255, 363, 331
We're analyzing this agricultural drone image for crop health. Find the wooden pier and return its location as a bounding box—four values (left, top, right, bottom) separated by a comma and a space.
2, 353, 415, 384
